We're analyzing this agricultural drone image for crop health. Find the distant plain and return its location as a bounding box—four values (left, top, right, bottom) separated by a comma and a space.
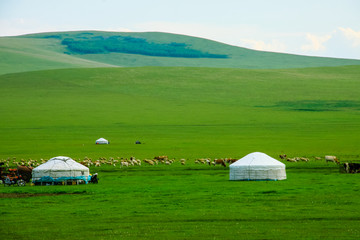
1, 66, 360, 160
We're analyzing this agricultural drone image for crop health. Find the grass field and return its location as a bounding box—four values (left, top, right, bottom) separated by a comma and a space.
1, 66, 360, 160
0, 36, 116, 75
1, 65, 360, 239
1, 162, 359, 239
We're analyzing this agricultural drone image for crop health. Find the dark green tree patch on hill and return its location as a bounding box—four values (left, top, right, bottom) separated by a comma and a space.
61, 35, 228, 58
62, 38, 106, 54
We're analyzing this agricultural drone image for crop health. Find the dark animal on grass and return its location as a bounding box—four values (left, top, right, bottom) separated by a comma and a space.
343, 162, 360, 173
226, 158, 238, 164
279, 154, 287, 160
17, 165, 33, 182
154, 156, 168, 161
90, 173, 99, 184
213, 159, 226, 167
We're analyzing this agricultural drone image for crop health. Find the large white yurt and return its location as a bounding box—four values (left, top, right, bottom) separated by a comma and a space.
95, 138, 109, 144
32, 156, 90, 185
229, 152, 286, 181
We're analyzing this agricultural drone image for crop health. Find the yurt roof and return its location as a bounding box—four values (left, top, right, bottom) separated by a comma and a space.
33, 156, 88, 171
230, 152, 285, 167
96, 138, 108, 141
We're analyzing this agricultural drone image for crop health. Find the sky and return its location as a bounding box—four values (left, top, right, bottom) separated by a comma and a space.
1, 0, 360, 59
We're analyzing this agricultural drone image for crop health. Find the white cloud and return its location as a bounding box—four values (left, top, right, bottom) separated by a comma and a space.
301, 33, 332, 52
322, 27, 360, 59
338, 27, 360, 47
298, 27, 360, 59
240, 39, 287, 53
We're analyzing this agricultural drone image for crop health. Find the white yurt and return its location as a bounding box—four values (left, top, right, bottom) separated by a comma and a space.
229, 152, 286, 181
95, 138, 109, 144
32, 156, 90, 185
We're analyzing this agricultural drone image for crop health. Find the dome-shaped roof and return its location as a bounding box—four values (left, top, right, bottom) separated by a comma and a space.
32, 156, 89, 182
230, 152, 285, 167
34, 156, 88, 171
95, 138, 109, 144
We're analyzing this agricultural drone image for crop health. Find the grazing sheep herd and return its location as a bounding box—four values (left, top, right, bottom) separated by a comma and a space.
0, 156, 233, 168
278, 155, 341, 164
80, 156, 215, 168
0, 156, 241, 169
81, 156, 238, 168
0, 154, 347, 170
0, 157, 46, 168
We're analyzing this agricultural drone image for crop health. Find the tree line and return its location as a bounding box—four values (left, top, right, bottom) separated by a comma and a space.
61, 36, 228, 58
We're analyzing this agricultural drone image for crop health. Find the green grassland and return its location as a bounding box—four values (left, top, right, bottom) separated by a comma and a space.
1, 65, 360, 239
1, 66, 360, 160
0, 36, 116, 75
1, 163, 359, 239
1, 31, 360, 75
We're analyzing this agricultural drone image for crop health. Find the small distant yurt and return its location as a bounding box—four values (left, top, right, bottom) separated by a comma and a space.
32, 156, 90, 185
96, 138, 109, 144
229, 152, 286, 181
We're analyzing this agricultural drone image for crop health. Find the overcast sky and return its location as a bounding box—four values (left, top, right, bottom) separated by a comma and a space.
1, 0, 360, 59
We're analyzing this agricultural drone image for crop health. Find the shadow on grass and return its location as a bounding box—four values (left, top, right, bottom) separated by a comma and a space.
0, 190, 87, 198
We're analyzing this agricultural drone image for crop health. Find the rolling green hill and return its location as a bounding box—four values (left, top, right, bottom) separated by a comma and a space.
0, 36, 117, 75
1, 31, 360, 75
1, 66, 360, 160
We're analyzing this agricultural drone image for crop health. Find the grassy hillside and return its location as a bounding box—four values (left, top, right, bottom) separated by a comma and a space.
1, 31, 360, 75
1, 66, 360, 160
0, 36, 116, 74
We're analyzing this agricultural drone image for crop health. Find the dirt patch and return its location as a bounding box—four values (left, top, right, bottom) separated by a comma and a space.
0, 192, 85, 198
